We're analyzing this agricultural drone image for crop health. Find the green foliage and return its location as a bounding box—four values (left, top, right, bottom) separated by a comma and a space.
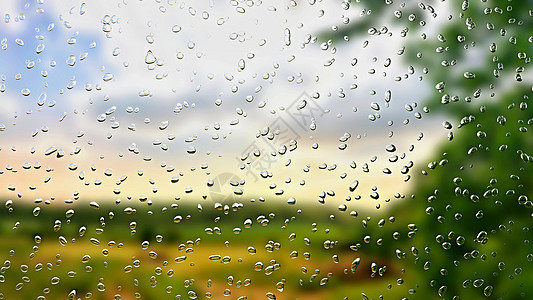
323, 0, 533, 298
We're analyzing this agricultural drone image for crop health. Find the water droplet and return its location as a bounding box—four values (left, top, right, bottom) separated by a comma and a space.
80, 3, 87, 15
36, 43, 45, 54
159, 121, 169, 130
44, 147, 57, 156
66, 55, 76, 66
103, 73, 114, 82
284, 28, 291, 46
463, 71, 475, 79
145, 50, 156, 64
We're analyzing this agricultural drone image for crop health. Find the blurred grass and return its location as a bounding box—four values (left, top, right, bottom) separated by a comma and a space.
0, 202, 415, 299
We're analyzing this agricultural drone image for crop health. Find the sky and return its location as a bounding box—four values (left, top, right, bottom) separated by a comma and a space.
0, 0, 450, 212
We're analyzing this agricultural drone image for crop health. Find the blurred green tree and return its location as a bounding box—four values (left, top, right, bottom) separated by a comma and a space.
324, 0, 533, 298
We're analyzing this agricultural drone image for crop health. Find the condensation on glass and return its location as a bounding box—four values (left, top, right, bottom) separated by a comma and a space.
0, 0, 532, 299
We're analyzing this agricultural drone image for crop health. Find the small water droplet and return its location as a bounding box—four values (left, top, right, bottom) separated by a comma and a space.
145, 50, 156, 64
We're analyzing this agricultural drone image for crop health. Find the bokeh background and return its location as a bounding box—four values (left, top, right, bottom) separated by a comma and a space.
1, 0, 532, 299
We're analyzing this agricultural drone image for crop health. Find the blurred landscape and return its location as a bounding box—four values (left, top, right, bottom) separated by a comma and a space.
1, 0, 533, 299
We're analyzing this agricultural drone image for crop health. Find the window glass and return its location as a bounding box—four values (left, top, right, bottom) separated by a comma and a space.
0, 1, 531, 299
